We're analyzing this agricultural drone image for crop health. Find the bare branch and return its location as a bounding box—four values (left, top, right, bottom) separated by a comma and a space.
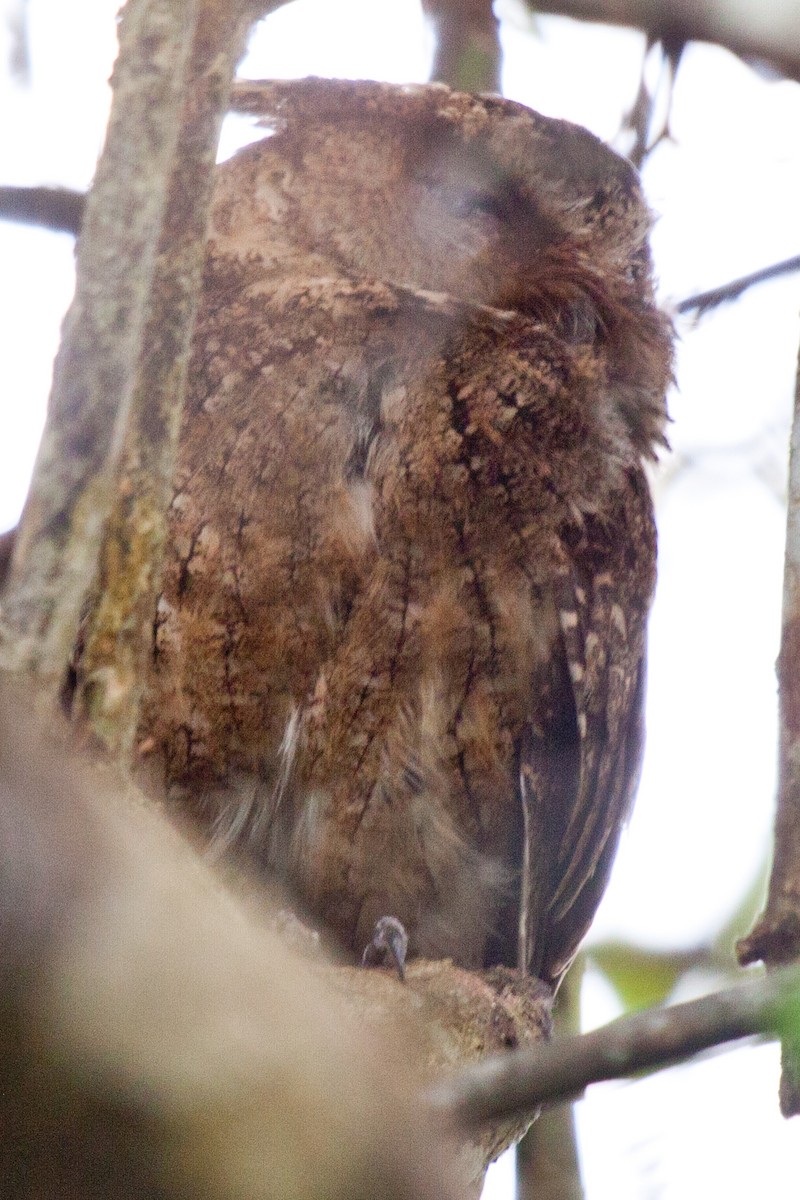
517, 1102, 583, 1200
422, 0, 501, 93
533, 0, 800, 80
427, 965, 800, 1124
676, 256, 800, 318
738, 327, 800, 1115
0, 185, 85, 235
616, 35, 682, 169
618, 34, 658, 169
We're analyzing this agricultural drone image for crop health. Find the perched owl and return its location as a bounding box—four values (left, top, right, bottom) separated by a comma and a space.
138, 79, 673, 986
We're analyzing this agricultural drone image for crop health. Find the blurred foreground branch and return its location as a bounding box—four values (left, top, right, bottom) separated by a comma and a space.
5, 678, 800, 1193
0, 689, 550, 1196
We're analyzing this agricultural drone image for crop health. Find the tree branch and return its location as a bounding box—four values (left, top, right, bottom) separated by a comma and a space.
532, 0, 800, 81
616, 34, 682, 170
0, 0, 203, 689
676, 256, 800, 318
422, 0, 501, 93
73, 0, 262, 758
0, 185, 85, 235
428, 964, 800, 1125
0, 4, 296, 705
0, 688, 550, 1194
738, 327, 800, 1114
516, 963, 584, 1200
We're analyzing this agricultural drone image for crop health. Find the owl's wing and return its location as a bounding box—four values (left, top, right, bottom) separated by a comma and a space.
518, 470, 655, 985
146, 256, 519, 811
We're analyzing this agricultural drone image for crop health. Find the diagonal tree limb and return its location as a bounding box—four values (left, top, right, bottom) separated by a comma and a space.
676, 256, 800, 318
427, 963, 800, 1125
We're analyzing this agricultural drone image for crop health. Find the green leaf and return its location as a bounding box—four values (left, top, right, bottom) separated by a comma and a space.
587, 942, 710, 1012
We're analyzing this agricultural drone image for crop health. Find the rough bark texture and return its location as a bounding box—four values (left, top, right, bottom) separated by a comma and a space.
0, 0, 201, 687
74, 0, 261, 758
329, 959, 551, 1183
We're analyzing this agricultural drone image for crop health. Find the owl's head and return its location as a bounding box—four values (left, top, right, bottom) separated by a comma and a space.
216, 78, 655, 310
212, 79, 671, 455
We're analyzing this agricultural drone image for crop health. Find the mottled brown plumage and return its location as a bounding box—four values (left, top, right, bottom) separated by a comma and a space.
138, 79, 672, 985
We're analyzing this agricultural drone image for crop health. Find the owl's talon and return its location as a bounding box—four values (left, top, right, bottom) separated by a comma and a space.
361, 916, 409, 982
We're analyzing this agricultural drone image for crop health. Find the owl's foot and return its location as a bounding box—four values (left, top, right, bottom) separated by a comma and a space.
361, 916, 408, 982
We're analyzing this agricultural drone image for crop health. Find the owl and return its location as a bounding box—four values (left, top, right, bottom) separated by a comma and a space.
138, 78, 672, 986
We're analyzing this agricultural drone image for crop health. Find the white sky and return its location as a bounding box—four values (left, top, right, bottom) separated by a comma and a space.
2, 1, 800, 1196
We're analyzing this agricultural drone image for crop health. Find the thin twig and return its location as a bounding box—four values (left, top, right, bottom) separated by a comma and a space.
676, 256, 800, 317
617, 35, 681, 170
619, 34, 658, 169
0, 185, 85, 235
427, 964, 800, 1125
